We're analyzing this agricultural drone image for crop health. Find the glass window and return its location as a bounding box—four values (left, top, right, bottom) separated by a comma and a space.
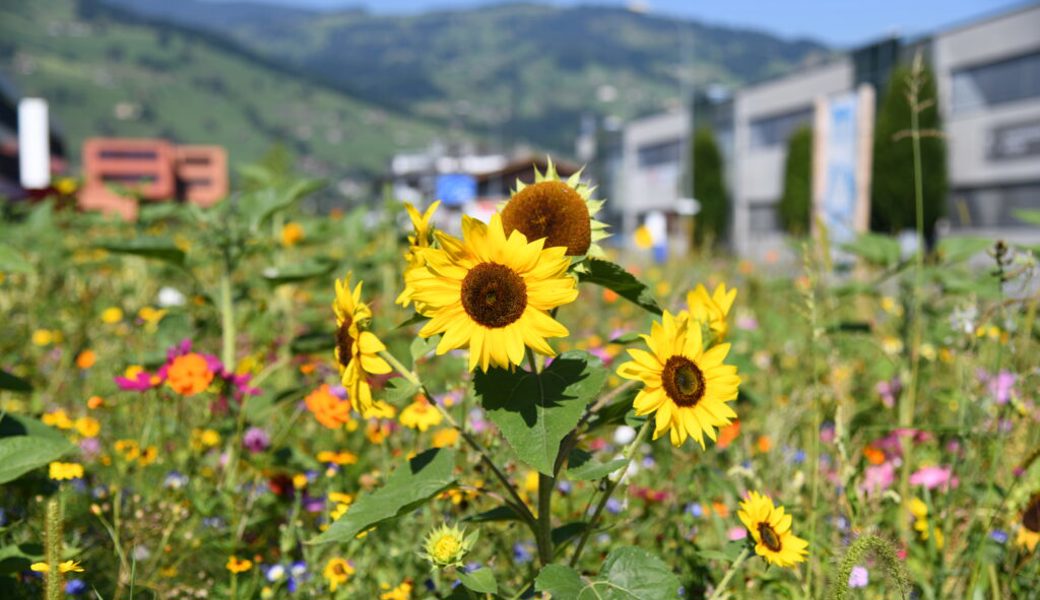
748, 202, 781, 232
952, 50, 1040, 114
637, 139, 682, 167
749, 107, 814, 149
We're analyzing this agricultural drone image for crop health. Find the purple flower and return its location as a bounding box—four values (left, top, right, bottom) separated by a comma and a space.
876, 377, 901, 408
243, 427, 270, 453
65, 578, 88, 595
848, 566, 869, 588
513, 542, 535, 564
990, 530, 1008, 544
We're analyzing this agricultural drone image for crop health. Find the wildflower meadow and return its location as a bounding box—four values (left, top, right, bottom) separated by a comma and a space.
1, 156, 1038, 600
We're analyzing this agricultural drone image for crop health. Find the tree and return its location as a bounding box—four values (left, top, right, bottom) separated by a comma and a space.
691, 127, 728, 246
871, 64, 947, 240
779, 126, 813, 236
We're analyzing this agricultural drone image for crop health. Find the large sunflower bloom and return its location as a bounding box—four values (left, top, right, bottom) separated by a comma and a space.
500, 158, 609, 257
333, 275, 392, 416
738, 491, 809, 568
616, 311, 740, 448
684, 282, 737, 341
1017, 493, 1040, 552
410, 213, 578, 371
396, 201, 440, 309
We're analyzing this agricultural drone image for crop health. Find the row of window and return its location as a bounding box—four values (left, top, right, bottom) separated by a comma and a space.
952, 50, 1040, 114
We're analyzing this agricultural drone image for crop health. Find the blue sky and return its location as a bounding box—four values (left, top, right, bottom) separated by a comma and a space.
212, 0, 1029, 46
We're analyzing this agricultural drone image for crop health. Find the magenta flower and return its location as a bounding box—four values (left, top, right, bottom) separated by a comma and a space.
243, 427, 270, 453
861, 461, 896, 496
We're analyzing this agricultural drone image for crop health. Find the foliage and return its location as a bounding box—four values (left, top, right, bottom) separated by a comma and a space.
871, 64, 948, 236
779, 126, 814, 236
692, 127, 730, 246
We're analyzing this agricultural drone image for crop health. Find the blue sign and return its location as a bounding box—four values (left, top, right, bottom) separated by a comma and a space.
435, 174, 477, 207
821, 93, 859, 246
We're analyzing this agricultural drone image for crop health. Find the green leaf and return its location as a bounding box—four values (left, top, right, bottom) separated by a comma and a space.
551, 522, 588, 547
261, 258, 336, 286
410, 336, 438, 364
396, 313, 431, 330
458, 568, 497, 594
590, 546, 682, 599
0, 244, 32, 274
0, 414, 65, 440
0, 543, 43, 575
937, 236, 992, 263
609, 331, 642, 345
566, 449, 627, 481
99, 237, 186, 266
474, 351, 607, 475
840, 233, 901, 268
463, 506, 525, 523
0, 436, 76, 484
0, 369, 32, 393
384, 378, 420, 404
309, 448, 456, 544
577, 259, 662, 315
535, 565, 585, 599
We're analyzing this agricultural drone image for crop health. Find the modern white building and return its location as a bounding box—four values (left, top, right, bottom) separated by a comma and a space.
932, 4, 1040, 244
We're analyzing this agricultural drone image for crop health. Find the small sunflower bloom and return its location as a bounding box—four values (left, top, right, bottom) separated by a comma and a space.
74, 416, 101, 438
226, 556, 252, 574
100, 307, 123, 324
420, 523, 476, 569
1016, 493, 1040, 551
333, 275, 393, 416
49, 462, 84, 481
616, 311, 740, 448
32, 329, 54, 346
684, 283, 737, 341
500, 158, 609, 257
737, 491, 809, 568
281, 221, 305, 247
399, 395, 443, 432
323, 557, 354, 591
410, 213, 578, 371
42, 409, 74, 430
380, 581, 413, 600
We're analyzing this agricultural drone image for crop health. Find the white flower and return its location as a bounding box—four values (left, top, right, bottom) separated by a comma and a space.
157, 286, 186, 308
613, 425, 636, 445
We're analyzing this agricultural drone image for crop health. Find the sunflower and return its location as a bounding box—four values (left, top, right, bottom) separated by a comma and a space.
396, 201, 441, 309
684, 283, 737, 342
500, 157, 609, 257
410, 213, 578, 371
333, 275, 392, 416
1016, 493, 1040, 552
737, 491, 809, 568
616, 311, 740, 448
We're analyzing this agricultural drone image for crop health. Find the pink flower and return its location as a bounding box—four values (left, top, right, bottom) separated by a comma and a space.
727, 527, 747, 541
909, 465, 957, 490
861, 462, 895, 496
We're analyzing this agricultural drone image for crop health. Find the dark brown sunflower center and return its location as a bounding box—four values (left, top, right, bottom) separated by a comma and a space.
461, 263, 527, 328
501, 180, 592, 256
335, 316, 355, 367
331, 563, 347, 576
661, 356, 705, 407
1024, 495, 1040, 533
758, 522, 783, 552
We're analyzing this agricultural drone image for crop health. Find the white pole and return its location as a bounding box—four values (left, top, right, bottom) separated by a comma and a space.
18, 98, 50, 190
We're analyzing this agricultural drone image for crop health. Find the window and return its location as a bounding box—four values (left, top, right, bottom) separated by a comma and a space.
748, 202, 781, 233
749, 107, 813, 149
952, 50, 1040, 114
949, 182, 1040, 228
637, 139, 682, 167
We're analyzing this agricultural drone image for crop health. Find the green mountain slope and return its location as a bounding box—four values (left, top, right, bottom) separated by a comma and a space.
0, 0, 453, 176
104, 0, 831, 151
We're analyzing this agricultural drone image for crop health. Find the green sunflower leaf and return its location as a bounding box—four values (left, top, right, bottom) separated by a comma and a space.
0, 435, 76, 485
308, 448, 456, 545
458, 567, 497, 594
576, 259, 662, 315
98, 237, 186, 266
566, 449, 628, 481
474, 351, 607, 475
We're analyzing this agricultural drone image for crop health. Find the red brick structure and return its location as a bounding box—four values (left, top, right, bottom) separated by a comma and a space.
79, 138, 227, 219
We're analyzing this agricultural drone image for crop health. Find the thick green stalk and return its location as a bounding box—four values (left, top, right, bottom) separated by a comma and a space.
707, 548, 750, 600
536, 472, 555, 566
44, 498, 63, 600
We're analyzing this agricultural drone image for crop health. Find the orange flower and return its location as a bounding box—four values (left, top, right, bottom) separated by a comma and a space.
711, 501, 729, 518
755, 435, 772, 453
87, 395, 105, 410
76, 349, 97, 369
305, 384, 353, 429
716, 420, 741, 449
863, 445, 886, 465
166, 354, 214, 396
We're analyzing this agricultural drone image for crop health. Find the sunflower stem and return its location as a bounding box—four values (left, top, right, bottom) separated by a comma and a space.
44, 497, 63, 600
707, 547, 750, 600
568, 417, 652, 567
378, 350, 538, 530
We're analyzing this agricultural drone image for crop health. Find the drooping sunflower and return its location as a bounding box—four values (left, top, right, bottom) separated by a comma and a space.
737, 491, 809, 568
500, 157, 609, 257
1016, 493, 1040, 552
684, 282, 737, 341
396, 200, 441, 309
616, 311, 740, 448
410, 213, 578, 371
333, 274, 392, 416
